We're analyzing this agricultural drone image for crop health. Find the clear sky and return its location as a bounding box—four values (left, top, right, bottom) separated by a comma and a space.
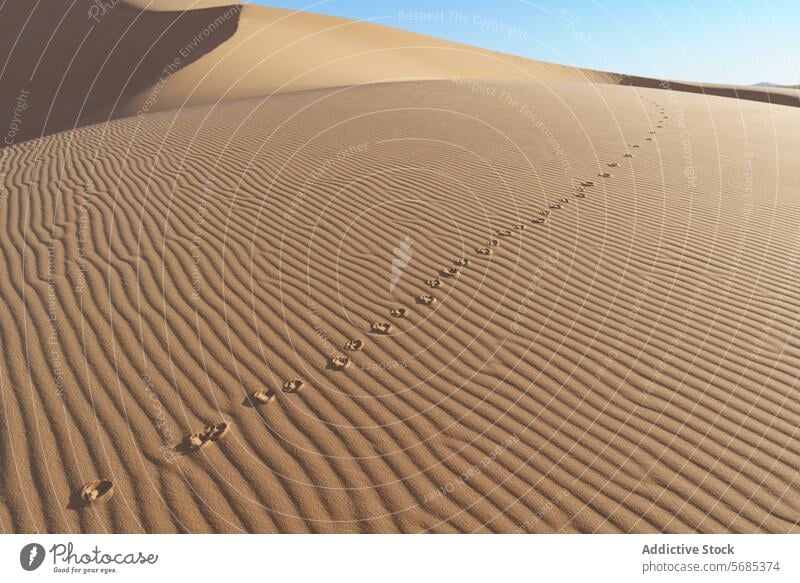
249, 0, 800, 86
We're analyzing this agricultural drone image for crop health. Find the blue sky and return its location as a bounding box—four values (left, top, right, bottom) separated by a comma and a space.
250, 0, 800, 86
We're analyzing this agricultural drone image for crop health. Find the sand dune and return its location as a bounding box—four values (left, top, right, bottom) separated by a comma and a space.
619, 75, 800, 108
2, 0, 796, 147
0, 0, 241, 144
0, 0, 615, 145
2, 78, 799, 533
120, 3, 619, 116
1, 1, 798, 534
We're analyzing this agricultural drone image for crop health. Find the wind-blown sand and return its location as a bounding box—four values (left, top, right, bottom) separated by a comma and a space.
0, 1, 798, 533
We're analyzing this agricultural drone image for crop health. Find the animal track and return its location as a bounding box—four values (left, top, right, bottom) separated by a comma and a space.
183, 432, 209, 451
251, 389, 276, 404
344, 338, 364, 351
288, 103, 642, 412
201, 422, 230, 442
283, 379, 304, 393
371, 322, 393, 334
79, 480, 114, 505
329, 355, 352, 370
440, 267, 460, 277
182, 422, 230, 451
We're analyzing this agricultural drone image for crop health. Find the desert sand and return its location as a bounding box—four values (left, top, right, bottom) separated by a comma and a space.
0, 0, 798, 533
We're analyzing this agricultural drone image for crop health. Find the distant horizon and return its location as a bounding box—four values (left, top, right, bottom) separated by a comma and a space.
251, 0, 800, 87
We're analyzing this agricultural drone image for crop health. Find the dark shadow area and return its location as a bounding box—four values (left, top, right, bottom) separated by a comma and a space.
0, 0, 241, 145
619, 75, 800, 108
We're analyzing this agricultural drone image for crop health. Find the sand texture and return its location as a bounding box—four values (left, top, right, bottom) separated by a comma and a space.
0, 0, 798, 533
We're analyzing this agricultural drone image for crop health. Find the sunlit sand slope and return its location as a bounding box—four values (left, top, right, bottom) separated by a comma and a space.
3, 0, 795, 147
1, 79, 798, 532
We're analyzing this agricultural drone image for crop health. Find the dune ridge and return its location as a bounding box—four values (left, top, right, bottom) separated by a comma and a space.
2, 0, 798, 148
0, 0, 242, 145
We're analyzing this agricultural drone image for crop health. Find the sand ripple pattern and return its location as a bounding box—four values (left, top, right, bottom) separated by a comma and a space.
0, 80, 798, 533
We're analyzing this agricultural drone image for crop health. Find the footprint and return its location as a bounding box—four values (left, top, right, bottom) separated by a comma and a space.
476, 247, 493, 255
181, 422, 230, 451
454, 257, 470, 266
182, 432, 210, 452
488, 239, 499, 247
574, 192, 586, 199
496, 229, 512, 237
645, 137, 653, 141
648, 131, 657, 135
607, 162, 620, 167
559, 197, 570, 203
656, 125, 663, 128
79, 480, 114, 506
417, 294, 436, 305
514, 224, 526, 231
283, 379, 304, 393
426, 278, 442, 288
390, 307, 408, 318
598, 172, 613, 178
580, 180, 595, 187
329, 355, 352, 370
623, 153, 633, 158
371, 322, 393, 334
440, 267, 460, 277
345, 338, 364, 351
250, 389, 276, 405
532, 217, 547, 223
548, 202, 562, 210
201, 422, 230, 442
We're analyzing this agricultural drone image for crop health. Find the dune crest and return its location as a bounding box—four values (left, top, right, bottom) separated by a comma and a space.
0, 0, 241, 145
4, 0, 797, 147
